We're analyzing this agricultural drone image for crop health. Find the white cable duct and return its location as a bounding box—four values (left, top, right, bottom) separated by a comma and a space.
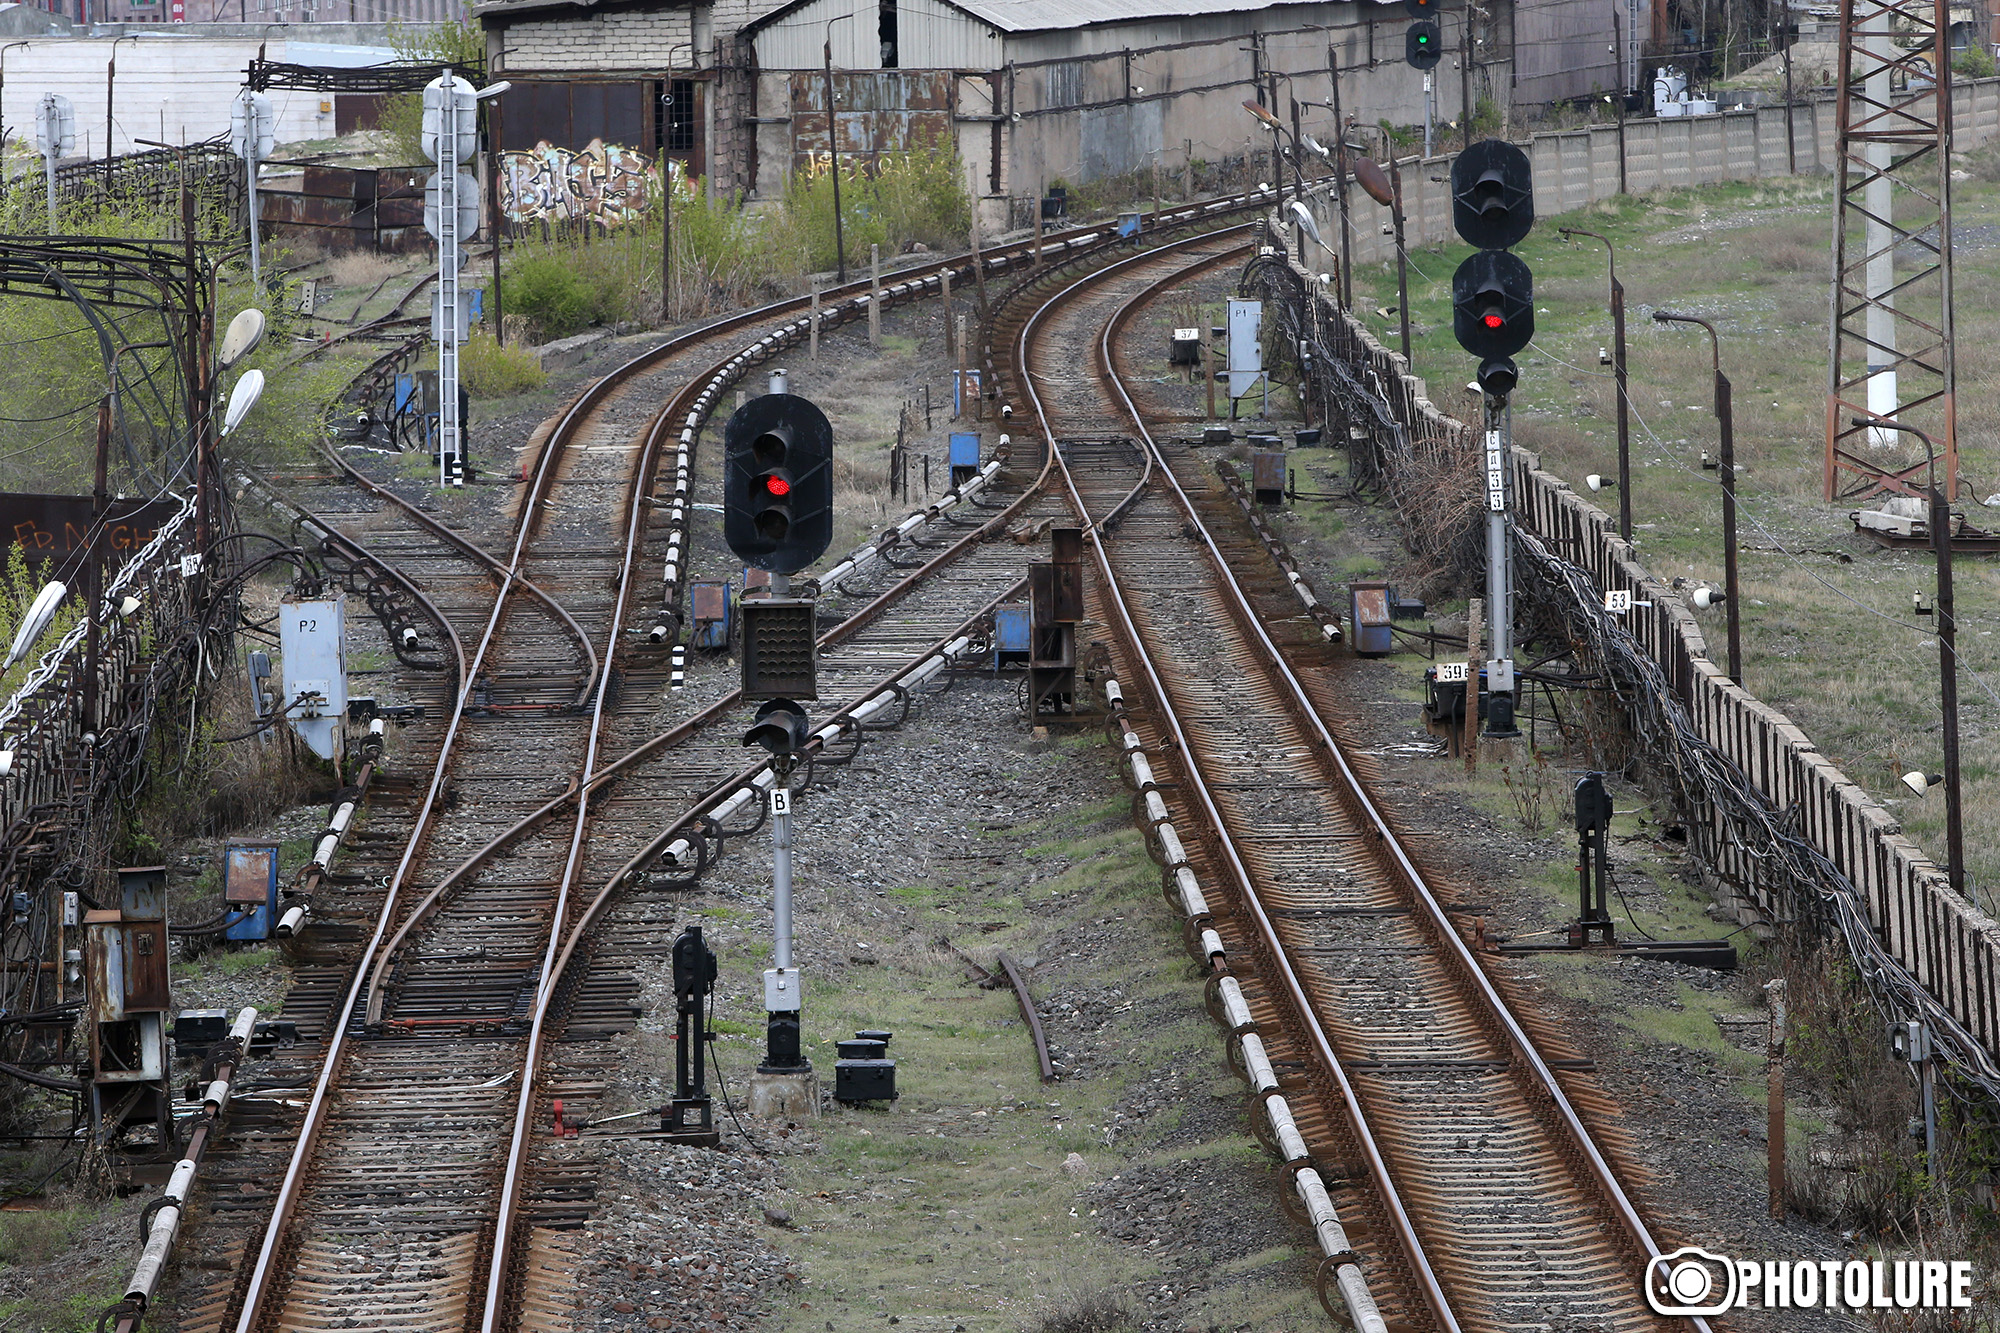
121, 1007, 259, 1314
656, 634, 976, 870
1102, 678, 1384, 1333
813, 455, 1007, 591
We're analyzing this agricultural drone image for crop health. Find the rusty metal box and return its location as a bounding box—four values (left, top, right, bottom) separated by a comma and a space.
1251, 452, 1287, 506
1030, 562, 1083, 626
117, 865, 167, 921
225, 843, 280, 904
1350, 581, 1394, 656
690, 580, 732, 650
85, 916, 170, 1020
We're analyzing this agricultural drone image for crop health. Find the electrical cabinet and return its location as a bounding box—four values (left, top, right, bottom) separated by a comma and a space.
280, 596, 347, 760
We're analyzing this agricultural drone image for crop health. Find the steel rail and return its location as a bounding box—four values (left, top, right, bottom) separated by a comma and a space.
1056, 224, 1706, 1331
308, 436, 595, 708
231, 190, 1282, 1333
476, 237, 1254, 1332
1012, 231, 1450, 1328
233, 274, 678, 1332
1110, 290, 1699, 1331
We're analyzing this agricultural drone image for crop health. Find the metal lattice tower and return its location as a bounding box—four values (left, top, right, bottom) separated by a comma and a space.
1824, 0, 1958, 501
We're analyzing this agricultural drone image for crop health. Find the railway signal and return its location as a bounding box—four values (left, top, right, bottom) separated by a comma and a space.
1449, 138, 1535, 741
722, 382, 834, 576
741, 699, 815, 1107
1404, 0, 1443, 69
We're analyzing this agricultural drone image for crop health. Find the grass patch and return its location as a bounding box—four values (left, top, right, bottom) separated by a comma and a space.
1350, 170, 2000, 912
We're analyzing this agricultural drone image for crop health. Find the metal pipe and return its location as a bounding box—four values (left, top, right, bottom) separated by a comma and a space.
1653, 310, 1741, 684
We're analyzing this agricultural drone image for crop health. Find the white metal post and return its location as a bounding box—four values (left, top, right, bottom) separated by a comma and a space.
242, 89, 262, 288
438, 80, 462, 489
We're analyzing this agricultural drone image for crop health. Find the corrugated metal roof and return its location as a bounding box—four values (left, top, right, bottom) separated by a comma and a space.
745, 0, 1375, 39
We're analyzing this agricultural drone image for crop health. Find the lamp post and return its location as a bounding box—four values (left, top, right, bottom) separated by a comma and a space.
658, 42, 693, 325
1561, 227, 1631, 542
1353, 150, 1410, 363
823, 13, 853, 284
1242, 99, 1305, 207
1856, 414, 1965, 896
1652, 310, 1741, 685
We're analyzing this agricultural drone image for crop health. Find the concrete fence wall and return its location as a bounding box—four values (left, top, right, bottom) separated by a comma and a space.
1256, 221, 2000, 1069
1313, 77, 2000, 270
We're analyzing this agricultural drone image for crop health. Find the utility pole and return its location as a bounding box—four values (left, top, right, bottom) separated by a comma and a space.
1561, 228, 1631, 541
1328, 47, 1353, 310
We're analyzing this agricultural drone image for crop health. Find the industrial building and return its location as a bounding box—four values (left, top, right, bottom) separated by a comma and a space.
478, 0, 1635, 229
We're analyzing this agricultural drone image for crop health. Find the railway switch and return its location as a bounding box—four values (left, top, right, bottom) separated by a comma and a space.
664, 924, 721, 1145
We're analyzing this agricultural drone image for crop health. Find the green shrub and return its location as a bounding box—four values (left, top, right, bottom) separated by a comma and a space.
460, 331, 546, 396
1954, 44, 1997, 79
778, 139, 970, 272
506, 251, 612, 340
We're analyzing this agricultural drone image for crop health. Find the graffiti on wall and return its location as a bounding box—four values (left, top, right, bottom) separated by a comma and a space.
497, 140, 692, 227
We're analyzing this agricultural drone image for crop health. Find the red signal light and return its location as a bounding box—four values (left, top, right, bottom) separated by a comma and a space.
1482, 312, 1504, 329
763, 475, 791, 496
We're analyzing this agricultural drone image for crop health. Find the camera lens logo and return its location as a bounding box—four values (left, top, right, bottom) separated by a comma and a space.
1645, 1247, 1740, 1316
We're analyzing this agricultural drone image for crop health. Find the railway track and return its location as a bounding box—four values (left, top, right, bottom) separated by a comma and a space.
165, 200, 1275, 1333
1006, 217, 1703, 1331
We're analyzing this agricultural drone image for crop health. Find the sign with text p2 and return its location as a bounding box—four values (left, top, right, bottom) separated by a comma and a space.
1645, 1248, 1974, 1316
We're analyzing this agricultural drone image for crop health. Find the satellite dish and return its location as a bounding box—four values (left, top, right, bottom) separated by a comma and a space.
4, 581, 67, 671
1353, 158, 1396, 208
218, 308, 267, 371
220, 370, 265, 438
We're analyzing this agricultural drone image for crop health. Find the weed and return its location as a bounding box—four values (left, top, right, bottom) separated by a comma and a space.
1029, 1288, 1138, 1333
0, 1206, 88, 1264
507, 251, 617, 340
460, 332, 547, 397
325, 250, 401, 289
1498, 749, 1561, 832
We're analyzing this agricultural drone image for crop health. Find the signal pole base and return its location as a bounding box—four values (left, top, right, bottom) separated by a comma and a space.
747, 1070, 820, 1120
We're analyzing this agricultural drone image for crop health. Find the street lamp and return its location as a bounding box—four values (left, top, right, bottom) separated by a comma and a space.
1561, 226, 1632, 543
822, 13, 854, 284
1856, 413, 1965, 897
1242, 99, 1306, 207
1652, 309, 1741, 685
658, 41, 693, 324
1353, 150, 1411, 363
